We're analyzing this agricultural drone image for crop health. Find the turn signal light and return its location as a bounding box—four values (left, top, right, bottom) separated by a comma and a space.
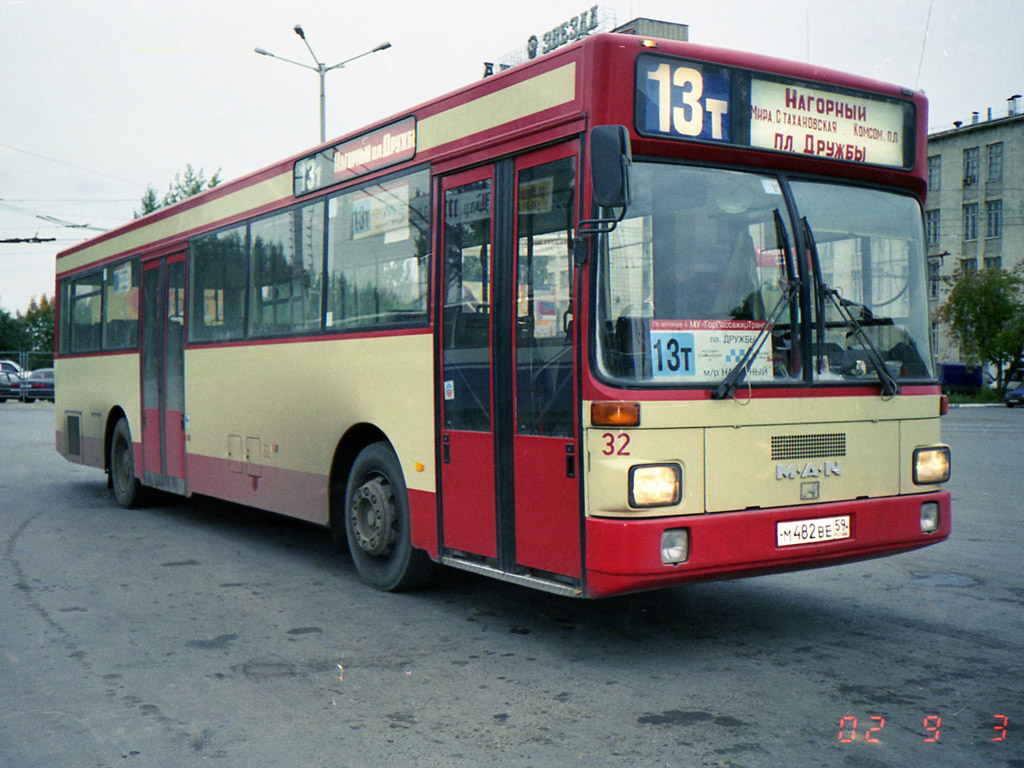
591, 401, 640, 427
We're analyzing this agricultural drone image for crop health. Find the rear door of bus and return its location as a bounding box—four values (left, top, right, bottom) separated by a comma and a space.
141, 253, 186, 494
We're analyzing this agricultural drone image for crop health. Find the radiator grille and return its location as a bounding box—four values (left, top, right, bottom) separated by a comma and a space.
771, 433, 846, 461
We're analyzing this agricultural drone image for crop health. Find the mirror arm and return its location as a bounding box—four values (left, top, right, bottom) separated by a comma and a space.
572, 206, 627, 266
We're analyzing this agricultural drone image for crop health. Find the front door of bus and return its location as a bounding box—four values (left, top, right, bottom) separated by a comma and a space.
439, 144, 581, 581
141, 255, 186, 495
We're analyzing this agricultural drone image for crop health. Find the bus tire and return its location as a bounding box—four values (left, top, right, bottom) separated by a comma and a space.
110, 418, 144, 508
344, 442, 432, 591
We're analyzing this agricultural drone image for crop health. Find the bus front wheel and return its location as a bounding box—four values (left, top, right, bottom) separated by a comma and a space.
110, 418, 144, 508
344, 442, 432, 591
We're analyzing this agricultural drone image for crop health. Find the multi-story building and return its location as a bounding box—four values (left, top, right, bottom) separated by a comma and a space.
925, 97, 1023, 365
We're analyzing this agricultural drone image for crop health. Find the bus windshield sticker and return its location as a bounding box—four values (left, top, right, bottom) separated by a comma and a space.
649, 319, 773, 382
444, 380, 455, 400
749, 79, 905, 168
294, 116, 417, 196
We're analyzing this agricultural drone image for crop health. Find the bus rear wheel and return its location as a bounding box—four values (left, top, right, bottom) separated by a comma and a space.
110, 418, 144, 508
344, 442, 432, 591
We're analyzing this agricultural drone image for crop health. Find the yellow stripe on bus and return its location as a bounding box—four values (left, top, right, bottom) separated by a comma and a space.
56, 171, 294, 275
418, 62, 577, 153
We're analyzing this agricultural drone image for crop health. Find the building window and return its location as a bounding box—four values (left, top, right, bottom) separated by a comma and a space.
930, 320, 939, 358
960, 258, 977, 274
963, 147, 979, 185
987, 142, 1003, 182
985, 256, 1002, 271
927, 155, 941, 191
927, 260, 940, 300
963, 203, 978, 240
986, 199, 1003, 238
925, 209, 940, 246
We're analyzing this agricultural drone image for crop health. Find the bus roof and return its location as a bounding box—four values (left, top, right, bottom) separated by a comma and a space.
57, 31, 925, 278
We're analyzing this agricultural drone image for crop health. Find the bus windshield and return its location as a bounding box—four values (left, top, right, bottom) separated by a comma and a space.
790, 179, 933, 384
594, 161, 933, 387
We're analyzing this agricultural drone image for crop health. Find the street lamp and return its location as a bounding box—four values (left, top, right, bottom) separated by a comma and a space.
255, 26, 391, 144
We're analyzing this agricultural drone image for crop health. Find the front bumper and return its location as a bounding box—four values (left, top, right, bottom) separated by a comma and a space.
585, 492, 951, 597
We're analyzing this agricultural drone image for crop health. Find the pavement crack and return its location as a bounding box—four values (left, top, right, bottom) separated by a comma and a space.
4, 510, 80, 655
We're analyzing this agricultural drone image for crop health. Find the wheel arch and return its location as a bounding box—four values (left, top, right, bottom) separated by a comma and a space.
104, 406, 131, 476
328, 422, 392, 537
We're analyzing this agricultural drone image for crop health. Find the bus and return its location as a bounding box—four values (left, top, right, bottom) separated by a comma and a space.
54, 28, 951, 598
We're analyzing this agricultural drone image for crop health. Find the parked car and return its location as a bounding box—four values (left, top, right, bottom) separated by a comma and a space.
0, 359, 24, 377
21, 368, 54, 402
0, 371, 22, 402
1005, 387, 1024, 408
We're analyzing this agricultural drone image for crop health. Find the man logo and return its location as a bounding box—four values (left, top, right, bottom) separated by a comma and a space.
776, 461, 841, 481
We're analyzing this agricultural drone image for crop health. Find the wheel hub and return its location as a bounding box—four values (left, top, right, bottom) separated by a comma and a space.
350, 476, 397, 557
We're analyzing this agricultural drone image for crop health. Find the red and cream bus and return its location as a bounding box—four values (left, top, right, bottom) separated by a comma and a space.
54, 29, 951, 597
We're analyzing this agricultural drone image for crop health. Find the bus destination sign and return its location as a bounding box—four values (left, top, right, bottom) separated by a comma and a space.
294, 116, 417, 196
635, 53, 912, 169
749, 79, 905, 167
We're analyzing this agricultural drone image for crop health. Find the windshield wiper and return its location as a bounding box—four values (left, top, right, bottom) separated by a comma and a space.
712, 209, 798, 400
801, 217, 899, 398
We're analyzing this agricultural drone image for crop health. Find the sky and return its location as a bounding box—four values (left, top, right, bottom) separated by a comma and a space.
1, 0, 1021, 314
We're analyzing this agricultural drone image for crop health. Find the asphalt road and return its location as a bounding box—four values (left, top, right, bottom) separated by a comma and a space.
1, 402, 1021, 768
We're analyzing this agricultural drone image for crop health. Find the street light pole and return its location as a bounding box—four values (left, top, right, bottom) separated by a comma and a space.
255, 27, 391, 144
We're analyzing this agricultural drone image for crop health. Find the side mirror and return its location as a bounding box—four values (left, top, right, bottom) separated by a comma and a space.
591, 125, 632, 209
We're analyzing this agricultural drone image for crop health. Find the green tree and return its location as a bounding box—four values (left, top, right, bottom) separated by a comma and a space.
939, 266, 1024, 394
0, 306, 29, 352
135, 164, 222, 218
21, 294, 55, 354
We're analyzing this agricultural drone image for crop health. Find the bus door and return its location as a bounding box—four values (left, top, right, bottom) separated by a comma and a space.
439, 166, 498, 559
509, 145, 581, 579
141, 254, 187, 495
439, 144, 581, 581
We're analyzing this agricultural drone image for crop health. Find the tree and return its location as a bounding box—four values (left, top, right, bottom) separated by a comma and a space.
135, 164, 222, 218
22, 294, 55, 354
939, 266, 1024, 394
0, 306, 28, 352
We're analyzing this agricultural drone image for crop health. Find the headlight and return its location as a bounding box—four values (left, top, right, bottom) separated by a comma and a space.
920, 502, 941, 533
913, 446, 951, 484
629, 464, 682, 508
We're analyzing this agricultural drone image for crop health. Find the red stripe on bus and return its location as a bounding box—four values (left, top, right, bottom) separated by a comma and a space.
187, 453, 329, 525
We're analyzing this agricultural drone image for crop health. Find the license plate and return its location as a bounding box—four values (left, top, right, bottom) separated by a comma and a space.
776, 515, 851, 547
